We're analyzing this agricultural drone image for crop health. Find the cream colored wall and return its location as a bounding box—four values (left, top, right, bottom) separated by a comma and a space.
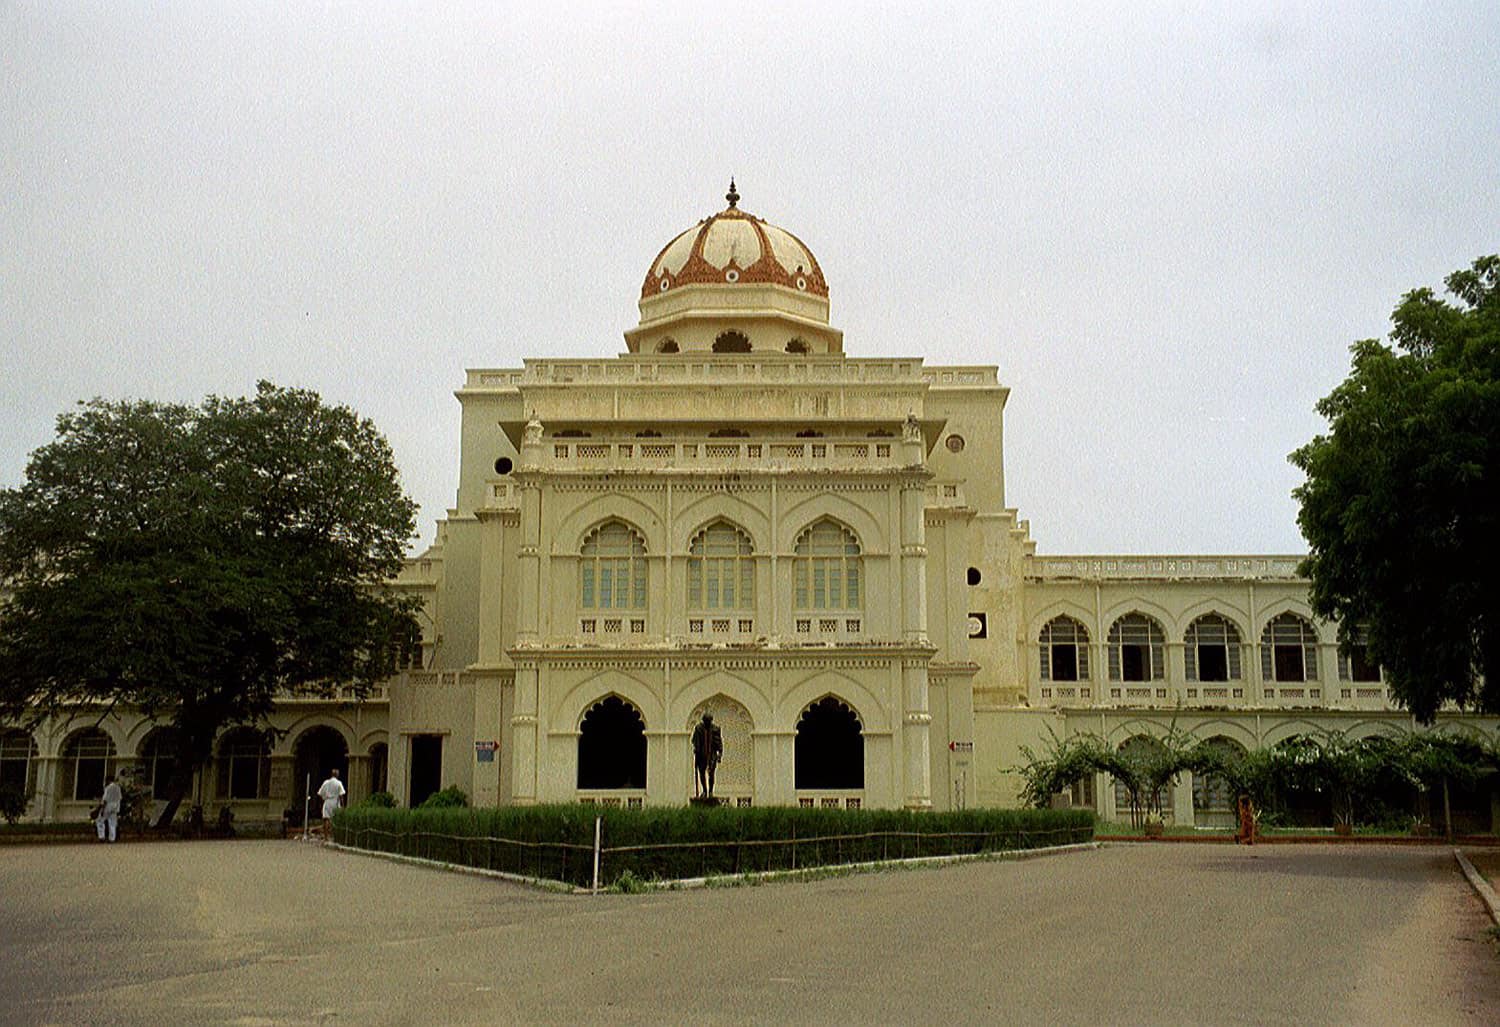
1020, 570, 1378, 713
525, 656, 907, 808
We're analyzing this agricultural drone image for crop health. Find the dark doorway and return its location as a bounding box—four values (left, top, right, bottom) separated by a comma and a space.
369, 742, 389, 795
1197, 645, 1229, 682
577, 696, 647, 789
294, 727, 349, 808
1121, 644, 1148, 681
409, 735, 443, 807
1051, 644, 1079, 681
795, 697, 864, 789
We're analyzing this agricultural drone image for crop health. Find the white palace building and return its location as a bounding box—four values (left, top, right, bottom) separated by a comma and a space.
6, 185, 1496, 829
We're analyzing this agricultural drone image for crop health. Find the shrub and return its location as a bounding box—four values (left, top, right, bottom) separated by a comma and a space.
334, 803, 1094, 888
361, 791, 397, 808
0, 782, 33, 825
418, 786, 469, 809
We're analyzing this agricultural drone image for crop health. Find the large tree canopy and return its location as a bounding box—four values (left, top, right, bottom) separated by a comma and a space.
1292, 256, 1499, 722
0, 382, 420, 821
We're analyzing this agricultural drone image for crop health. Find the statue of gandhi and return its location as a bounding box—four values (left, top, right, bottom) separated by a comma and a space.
691, 712, 723, 799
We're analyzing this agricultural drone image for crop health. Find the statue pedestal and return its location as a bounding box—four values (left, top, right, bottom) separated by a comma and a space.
689, 796, 723, 808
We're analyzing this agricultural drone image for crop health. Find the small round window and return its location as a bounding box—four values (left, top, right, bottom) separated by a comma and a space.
494, 457, 513, 475
659, 277, 670, 292
967, 567, 981, 586
725, 269, 740, 283
946, 435, 966, 453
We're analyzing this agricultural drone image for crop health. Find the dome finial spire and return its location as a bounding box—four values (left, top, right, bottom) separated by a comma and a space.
725, 178, 739, 209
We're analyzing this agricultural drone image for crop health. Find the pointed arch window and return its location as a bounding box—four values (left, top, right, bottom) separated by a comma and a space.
0, 729, 38, 796
216, 728, 270, 800
1039, 616, 1090, 681
580, 522, 647, 610
1262, 613, 1318, 682
793, 520, 861, 611
61, 729, 115, 801
1108, 613, 1165, 682
1185, 613, 1242, 682
688, 522, 754, 610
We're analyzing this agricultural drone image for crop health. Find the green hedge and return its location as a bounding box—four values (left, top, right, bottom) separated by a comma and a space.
333, 804, 1094, 888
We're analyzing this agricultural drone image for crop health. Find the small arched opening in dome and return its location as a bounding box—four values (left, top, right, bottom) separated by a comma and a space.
785, 338, 809, 355
795, 429, 824, 438
708, 428, 748, 438
712, 330, 751, 354
656, 338, 679, 354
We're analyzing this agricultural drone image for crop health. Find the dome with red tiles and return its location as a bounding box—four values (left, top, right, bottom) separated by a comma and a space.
641, 181, 828, 300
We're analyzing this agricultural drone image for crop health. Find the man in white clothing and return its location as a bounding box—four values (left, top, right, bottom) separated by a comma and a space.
317, 769, 346, 840
96, 775, 123, 843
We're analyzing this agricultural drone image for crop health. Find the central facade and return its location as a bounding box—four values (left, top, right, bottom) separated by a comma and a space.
390, 185, 1010, 810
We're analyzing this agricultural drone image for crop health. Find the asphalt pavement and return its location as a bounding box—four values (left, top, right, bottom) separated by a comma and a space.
1, 838, 1497, 1025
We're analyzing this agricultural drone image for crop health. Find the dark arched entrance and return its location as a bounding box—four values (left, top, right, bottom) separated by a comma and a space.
293, 726, 349, 809
795, 696, 863, 789
577, 696, 647, 790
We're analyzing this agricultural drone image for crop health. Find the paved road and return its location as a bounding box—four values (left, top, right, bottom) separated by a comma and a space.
1, 839, 1497, 1025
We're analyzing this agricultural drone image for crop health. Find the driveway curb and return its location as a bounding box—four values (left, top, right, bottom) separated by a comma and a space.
1453, 848, 1500, 926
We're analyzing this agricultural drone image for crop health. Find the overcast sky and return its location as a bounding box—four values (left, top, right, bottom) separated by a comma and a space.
4, 2, 1496, 555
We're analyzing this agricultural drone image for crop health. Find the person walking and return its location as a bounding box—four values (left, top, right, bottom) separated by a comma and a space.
316, 769, 346, 841
96, 775, 123, 843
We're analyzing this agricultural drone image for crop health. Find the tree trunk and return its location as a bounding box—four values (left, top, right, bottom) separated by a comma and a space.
1443, 776, 1453, 841
153, 757, 198, 829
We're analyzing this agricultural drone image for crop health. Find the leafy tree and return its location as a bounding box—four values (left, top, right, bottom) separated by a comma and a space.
0, 382, 419, 826
1292, 256, 1500, 722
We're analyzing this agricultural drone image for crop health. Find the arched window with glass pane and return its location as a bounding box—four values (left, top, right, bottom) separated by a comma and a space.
793, 520, 861, 611
1185, 614, 1243, 682
580, 521, 647, 610
139, 728, 180, 800
1262, 613, 1319, 682
61, 729, 116, 801
687, 522, 754, 610
1040, 616, 1090, 681
1108, 613, 1166, 681
216, 728, 270, 800
0, 729, 38, 797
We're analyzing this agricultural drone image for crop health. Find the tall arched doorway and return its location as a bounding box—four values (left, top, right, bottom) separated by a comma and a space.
795, 696, 863, 790
577, 696, 647, 790
686, 695, 753, 802
293, 726, 349, 810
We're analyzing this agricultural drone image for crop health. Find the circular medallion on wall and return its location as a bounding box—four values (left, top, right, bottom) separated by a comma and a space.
659, 278, 670, 291
725, 269, 740, 283
946, 434, 966, 453
796, 276, 807, 291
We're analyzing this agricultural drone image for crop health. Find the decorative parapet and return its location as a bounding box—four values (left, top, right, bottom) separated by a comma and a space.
275, 685, 388, 704
919, 366, 999, 387
465, 358, 943, 390
924, 480, 966, 508
1028, 554, 1306, 581
537, 437, 908, 472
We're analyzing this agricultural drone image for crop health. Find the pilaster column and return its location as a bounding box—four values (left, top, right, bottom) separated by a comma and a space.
899, 478, 928, 644
902, 659, 933, 810
517, 417, 544, 643
511, 661, 539, 805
